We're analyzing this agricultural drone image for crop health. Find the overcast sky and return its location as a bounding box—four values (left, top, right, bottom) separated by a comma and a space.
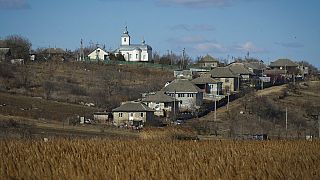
0, 0, 319, 67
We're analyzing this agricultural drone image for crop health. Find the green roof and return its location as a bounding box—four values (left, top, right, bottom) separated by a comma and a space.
112, 102, 154, 112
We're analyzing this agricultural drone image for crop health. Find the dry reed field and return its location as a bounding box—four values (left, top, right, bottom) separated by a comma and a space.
1, 139, 319, 179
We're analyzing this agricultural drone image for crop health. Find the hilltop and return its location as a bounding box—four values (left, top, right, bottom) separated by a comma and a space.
0, 61, 173, 110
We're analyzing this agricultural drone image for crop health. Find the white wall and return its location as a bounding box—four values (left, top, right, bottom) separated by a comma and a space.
88, 48, 108, 61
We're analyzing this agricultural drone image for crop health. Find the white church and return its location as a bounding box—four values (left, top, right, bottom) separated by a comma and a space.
115, 27, 152, 62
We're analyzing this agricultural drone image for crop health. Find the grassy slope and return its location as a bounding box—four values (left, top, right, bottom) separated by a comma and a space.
191, 81, 320, 139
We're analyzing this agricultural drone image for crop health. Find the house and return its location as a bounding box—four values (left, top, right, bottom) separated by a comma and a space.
37, 48, 66, 61
0, 48, 11, 62
210, 67, 240, 93
191, 76, 222, 98
93, 112, 111, 124
114, 27, 152, 62
142, 91, 179, 117
228, 62, 254, 82
162, 79, 203, 111
87, 47, 109, 61
197, 54, 219, 69
243, 61, 267, 76
174, 70, 193, 79
269, 59, 298, 76
112, 101, 155, 127
10, 59, 24, 65
264, 69, 286, 84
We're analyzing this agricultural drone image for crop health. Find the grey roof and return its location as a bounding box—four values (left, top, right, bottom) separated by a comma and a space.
264, 69, 287, 75
191, 76, 221, 84
162, 79, 201, 93
43, 48, 65, 54
115, 44, 152, 52
0, 48, 10, 54
228, 63, 253, 75
244, 61, 267, 70
210, 67, 239, 78
143, 91, 177, 103
112, 102, 154, 112
88, 47, 108, 55
270, 59, 298, 67
199, 54, 219, 62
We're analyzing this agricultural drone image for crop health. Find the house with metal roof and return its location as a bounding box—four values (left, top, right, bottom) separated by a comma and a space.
162, 79, 203, 111
191, 76, 222, 98
114, 27, 152, 62
142, 91, 179, 117
210, 67, 240, 93
112, 101, 155, 127
197, 54, 219, 69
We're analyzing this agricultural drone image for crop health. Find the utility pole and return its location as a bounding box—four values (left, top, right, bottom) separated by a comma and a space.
227, 92, 230, 110
173, 91, 176, 122
318, 112, 320, 139
214, 95, 217, 122
286, 107, 288, 138
182, 48, 185, 70
261, 69, 264, 90
80, 38, 84, 61
170, 50, 173, 66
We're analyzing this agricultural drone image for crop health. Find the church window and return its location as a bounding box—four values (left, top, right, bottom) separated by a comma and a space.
124, 38, 126, 42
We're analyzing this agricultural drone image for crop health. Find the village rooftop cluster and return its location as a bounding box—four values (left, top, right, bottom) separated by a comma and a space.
0, 27, 315, 130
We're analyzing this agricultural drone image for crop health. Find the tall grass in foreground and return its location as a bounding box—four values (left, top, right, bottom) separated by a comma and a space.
1, 139, 319, 179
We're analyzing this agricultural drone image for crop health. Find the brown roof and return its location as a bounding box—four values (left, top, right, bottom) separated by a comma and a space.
191, 76, 221, 84
112, 102, 154, 112
142, 91, 177, 103
162, 79, 201, 93
210, 67, 239, 78
270, 59, 298, 67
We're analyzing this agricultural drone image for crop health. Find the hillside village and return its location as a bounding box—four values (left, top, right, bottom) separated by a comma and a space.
0, 29, 319, 139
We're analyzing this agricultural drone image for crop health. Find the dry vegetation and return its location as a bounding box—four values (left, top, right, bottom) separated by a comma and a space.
192, 81, 320, 139
0, 139, 319, 179
0, 61, 173, 109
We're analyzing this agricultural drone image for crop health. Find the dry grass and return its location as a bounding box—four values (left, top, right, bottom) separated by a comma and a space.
1, 139, 319, 179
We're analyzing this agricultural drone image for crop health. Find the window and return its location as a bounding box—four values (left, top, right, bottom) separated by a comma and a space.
178, 93, 184, 97
130, 112, 134, 117
143, 55, 146, 59
136, 54, 138, 59
129, 54, 132, 58
119, 113, 123, 117
225, 79, 229, 83
124, 38, 126, 42
140, 113, 144, 117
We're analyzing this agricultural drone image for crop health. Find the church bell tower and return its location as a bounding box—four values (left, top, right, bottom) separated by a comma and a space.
121, 26, 130, 46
